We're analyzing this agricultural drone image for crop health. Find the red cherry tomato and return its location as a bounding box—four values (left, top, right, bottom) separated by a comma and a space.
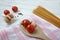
4, 10, 10, 15
21, 19, 31, 27
12, 6, 18, 12
26, 24, 35, 33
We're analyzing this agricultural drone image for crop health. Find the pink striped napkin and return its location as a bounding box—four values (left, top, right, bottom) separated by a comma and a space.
30, 14, 60, 40
0, 14, 60, 40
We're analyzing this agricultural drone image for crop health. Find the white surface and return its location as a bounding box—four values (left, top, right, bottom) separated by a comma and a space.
0, 0, 60, 40
0, 0, 60, 29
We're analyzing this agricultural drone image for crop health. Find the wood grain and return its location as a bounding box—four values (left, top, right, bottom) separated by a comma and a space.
33, 6, 60, 28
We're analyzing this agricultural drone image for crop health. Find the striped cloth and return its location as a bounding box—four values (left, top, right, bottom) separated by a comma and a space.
0, 14, 60, 40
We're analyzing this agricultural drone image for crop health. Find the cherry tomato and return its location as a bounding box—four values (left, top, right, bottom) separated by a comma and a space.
4, 10, 10, 15
21, 19, 31, 27
12, 6, 18, 12
26, 24, 35, 33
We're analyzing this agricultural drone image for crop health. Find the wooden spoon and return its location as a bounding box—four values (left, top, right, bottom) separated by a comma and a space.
20, 24, 50, 40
